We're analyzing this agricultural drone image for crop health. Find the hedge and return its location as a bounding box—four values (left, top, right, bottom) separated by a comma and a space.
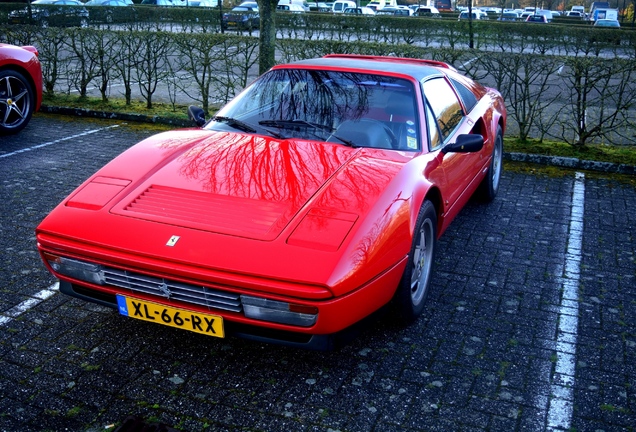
1, 12, 635, 145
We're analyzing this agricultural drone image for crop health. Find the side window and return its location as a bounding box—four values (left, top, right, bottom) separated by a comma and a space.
422, 77, 464, 143
449, 78, 478, 113
425, 102, 442, 150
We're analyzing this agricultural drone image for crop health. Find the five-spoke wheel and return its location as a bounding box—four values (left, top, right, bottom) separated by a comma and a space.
479, 125, 503, 202
0, 70, 35, 135
394, 200, 437, 323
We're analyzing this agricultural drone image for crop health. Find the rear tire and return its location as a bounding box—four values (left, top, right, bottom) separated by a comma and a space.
393, 200, 437, 323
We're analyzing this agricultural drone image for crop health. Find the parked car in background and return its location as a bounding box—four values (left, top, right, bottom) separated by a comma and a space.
277, 3, 305, 12
85, 0, 132, 5
534, 9, 553, 21
375, 6, 411, 15
526, 14, 548, 23
37, 54, 506, 350
277, 0, 309, 12
570, 5, 585, 14
343, 6, 375, 14
366, 0, 397, 11
331, 0, 355, 13
594, 18, 620, 27
8, 0, 89, 27
458, 10, 488, 20
140, 0, 174, 5
566, 10, 584, 17
590, 8, 618, 21
222, 2, 259, 30
498, 11, 519, 20
85, 0, 133, 23
198, 0, 219, 6
414, 6, 440, 17
0, 43, 42, 135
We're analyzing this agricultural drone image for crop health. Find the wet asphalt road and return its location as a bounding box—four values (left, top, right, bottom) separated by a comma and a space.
1, 113, 635, 432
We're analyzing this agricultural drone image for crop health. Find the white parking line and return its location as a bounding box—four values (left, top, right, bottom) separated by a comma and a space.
0, 282, 59, 327
547, 172, 585, 430
0, 125, 120, 160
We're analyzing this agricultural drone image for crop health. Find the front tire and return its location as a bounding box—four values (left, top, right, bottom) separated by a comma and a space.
478, 125, 503, 202
0, 70, 35, 135
393, 200, 437, 323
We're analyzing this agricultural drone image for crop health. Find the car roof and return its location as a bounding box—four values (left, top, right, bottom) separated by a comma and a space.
280, 55, 450, 81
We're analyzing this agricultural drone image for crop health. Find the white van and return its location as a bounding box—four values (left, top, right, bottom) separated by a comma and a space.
415, 6, 440, 17
570, 5, 585, 14
366, 0, 396, 11
332, 0, 355, 13
592, 8, 618, 21
277, 0, 310, 11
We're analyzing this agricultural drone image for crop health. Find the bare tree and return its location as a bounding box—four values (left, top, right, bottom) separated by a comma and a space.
481, 53, 562, 142
33, 28, 67, 95
84, 30, 119, 102
113, 30, 143, 105
65, 28, 101, 99
554, 57, 636, 146
135, 31, 171, 109
257, 0, 278, 74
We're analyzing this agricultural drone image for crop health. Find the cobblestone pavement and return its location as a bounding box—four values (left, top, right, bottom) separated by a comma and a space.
1, 114, 635, 432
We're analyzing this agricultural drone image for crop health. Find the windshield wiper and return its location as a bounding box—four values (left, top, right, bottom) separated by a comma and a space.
212, 116, 284, 139
212, 116, 257, 133
329, 135, 357, 148
258, 119, 356, 147
259, 119, 334, 132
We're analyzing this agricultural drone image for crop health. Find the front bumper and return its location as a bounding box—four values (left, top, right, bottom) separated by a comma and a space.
48, 254, 406, 349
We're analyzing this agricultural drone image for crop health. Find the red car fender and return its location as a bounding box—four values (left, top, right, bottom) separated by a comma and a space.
0, 44, 43, 111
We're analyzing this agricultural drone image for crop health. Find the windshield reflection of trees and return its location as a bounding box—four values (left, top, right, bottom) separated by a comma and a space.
170, 132, 398, 216
217, 69, 413, 140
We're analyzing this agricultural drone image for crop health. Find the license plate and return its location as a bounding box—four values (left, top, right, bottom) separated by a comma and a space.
228, 21, 236, 25
116, 295, 224, 338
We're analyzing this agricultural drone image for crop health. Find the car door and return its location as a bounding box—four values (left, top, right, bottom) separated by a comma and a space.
422, 76, 483, 221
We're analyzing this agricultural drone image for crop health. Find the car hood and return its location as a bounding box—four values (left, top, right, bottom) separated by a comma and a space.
39, 129, 417, 293
103, 129, 357, 241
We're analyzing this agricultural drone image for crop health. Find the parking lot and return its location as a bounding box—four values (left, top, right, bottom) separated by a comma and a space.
1, 113, 635, 431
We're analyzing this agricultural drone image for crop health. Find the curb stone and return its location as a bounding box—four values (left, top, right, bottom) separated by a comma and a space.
504, 152, 636, 175
41, 105, 192, 128
41, 105, 636, 175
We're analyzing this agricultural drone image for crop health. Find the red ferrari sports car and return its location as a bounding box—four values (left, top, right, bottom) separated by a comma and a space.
0, 43, 43, 134
36, 55, 506, 349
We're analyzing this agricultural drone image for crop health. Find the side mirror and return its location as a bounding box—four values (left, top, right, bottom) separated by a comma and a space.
188, 106, 207, 127
442, 134, 484, 154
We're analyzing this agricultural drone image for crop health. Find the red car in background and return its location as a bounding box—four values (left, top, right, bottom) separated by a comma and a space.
36, 55, 506, 349
0, 43, 42, 134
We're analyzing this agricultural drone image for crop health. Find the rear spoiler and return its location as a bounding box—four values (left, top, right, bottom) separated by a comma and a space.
322, 54, 457, 72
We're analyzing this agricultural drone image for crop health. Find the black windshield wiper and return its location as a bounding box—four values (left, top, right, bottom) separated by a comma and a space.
259, 119, 334, 132
212, 116, 257, 133
258, 119, 356, 147
212, 116, 284, 139
329, 134, 357, 148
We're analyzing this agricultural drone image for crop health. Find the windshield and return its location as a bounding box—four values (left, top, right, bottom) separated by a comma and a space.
210, 68, 420, 150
